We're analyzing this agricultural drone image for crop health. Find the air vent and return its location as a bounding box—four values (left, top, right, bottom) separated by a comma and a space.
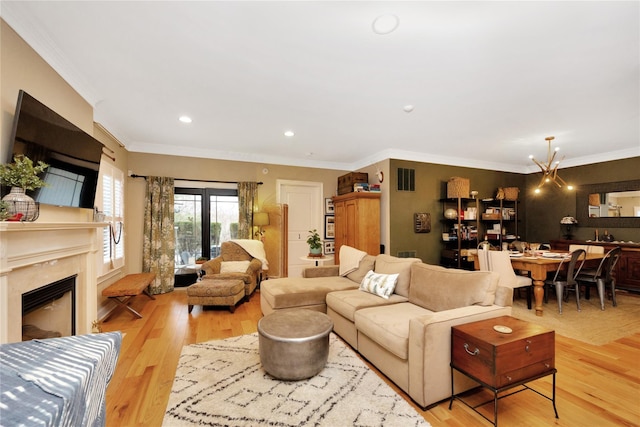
397, 250, 417, 258
397, 168, 415, 191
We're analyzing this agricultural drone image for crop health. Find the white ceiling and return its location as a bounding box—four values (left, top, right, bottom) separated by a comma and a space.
2, 1, 639, 173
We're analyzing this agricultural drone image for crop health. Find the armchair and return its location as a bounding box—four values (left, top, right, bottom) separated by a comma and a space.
201, 241, 263, 300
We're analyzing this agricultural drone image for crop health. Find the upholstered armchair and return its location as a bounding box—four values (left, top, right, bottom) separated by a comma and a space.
200, 241, 263, 300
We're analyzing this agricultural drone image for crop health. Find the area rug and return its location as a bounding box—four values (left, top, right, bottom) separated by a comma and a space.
511, 292, 640, 345
163, 333, 430, 427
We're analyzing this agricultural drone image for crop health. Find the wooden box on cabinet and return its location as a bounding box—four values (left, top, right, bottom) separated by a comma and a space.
332, 192, 380, 264
337, 172, 368, 195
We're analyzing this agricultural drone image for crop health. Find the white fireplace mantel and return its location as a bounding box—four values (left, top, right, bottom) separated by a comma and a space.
0, 222, 107, 343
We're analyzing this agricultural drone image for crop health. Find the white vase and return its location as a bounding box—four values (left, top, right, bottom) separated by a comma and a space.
2, 187, 38, 221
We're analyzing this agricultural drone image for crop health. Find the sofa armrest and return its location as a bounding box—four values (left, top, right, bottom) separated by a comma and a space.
302, 265, 340, 278
201, 257, 222, 276
407, 304, 513, 408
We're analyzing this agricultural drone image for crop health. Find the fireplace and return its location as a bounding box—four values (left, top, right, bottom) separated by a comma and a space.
22, 275, 76, 341
1, 222, 104, 344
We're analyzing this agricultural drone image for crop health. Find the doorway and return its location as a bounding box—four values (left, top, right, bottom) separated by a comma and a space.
277, 180, 324, 277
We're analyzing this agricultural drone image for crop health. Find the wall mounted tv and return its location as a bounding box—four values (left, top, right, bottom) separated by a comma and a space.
5, 90, 103, 210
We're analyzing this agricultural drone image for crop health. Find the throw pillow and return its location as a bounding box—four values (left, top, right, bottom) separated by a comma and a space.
220, 260, 251, 273
346, 255, 376, 284
359, 270, 399, 299
373, 255, 421, 298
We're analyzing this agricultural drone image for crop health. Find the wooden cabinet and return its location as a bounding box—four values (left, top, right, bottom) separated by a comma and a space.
332, 192, 380, 264
550, 240, 640, 292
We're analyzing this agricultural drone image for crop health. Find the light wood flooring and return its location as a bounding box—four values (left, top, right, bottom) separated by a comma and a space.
101, 287, 640, 427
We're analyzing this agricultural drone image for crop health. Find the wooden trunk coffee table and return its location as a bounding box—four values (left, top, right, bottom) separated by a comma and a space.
449, 316, 557, 426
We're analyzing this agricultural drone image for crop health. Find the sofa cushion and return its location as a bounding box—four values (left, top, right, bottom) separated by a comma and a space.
261, 276, 358, 310
409, 263, 499, 312
373, 255, 422, 298
327, 289, 408, 322
220, 260, 251, 273
354, 302, 432, 360
346, 255, 376, 283
359, 270, 399, 299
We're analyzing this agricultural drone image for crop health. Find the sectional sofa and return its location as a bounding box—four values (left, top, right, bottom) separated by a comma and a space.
260, 251, 513, 408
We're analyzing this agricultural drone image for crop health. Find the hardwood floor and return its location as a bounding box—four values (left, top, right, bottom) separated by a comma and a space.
101, 288, 640, 427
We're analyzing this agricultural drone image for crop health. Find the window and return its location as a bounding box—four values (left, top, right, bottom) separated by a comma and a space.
174, 187, 238, 264
96, 160, 124, 275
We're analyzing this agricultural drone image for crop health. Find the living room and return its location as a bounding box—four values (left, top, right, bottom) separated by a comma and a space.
1, 3, 639, 426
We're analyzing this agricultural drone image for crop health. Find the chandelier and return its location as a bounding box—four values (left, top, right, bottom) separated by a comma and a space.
529, 136, 573, 193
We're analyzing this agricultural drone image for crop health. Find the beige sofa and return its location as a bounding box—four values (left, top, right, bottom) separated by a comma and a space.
259, 253, 513, 409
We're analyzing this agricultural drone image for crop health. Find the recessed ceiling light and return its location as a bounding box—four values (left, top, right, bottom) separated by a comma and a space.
179, 116, 192, 124
372, 14, 399, 35
403, 105, 414, 113
284, 130, 295, 137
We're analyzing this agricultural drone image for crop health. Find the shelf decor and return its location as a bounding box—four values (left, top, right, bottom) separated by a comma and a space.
447, 177, 470, 199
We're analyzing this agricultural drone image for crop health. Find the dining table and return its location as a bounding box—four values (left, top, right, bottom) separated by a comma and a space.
474, 251, 605, 317
511, 252, 606, 316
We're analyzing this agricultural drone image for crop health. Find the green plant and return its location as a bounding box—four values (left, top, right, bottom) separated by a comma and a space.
0, 200, 9, 221
306, 229, 322, 249
0, 154, 49, 190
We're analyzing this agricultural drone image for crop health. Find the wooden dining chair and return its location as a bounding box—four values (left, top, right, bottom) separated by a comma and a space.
543, 249, 586, 314
576, 246, 622, 310
477, 249, 533, 309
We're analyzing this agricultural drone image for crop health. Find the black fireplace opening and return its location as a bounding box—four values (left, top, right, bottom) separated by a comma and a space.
22, 275, 76, 341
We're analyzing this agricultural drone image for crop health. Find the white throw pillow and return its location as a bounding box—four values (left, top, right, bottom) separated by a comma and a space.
220, 261, 251, 273
359, 270, 399, 299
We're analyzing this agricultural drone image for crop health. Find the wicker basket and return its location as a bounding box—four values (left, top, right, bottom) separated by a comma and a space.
588, 193, 600, 206
447, 177, 470, 199
503, 187, 520, 201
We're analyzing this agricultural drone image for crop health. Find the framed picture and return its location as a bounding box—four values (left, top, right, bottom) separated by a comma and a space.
324, 215, 335, 239
323, 240, 335, 254
414, 212, 431, 233
325, 198, 334, 214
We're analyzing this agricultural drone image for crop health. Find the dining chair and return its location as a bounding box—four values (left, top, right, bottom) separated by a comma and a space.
477, 249, 533, 309
543, 249, 586, 314
576, 246, 622, 310
569, 244, 605, 254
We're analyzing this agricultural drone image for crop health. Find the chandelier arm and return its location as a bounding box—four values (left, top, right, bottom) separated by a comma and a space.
537, 174, 547, 188
531, 158, 547, 172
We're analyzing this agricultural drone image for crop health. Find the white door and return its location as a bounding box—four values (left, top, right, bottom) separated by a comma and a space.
277, 180, 324, 277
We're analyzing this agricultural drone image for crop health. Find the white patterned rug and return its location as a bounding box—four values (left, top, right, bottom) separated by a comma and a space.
163, 333, 430, 427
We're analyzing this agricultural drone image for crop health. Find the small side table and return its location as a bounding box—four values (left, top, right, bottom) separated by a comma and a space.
299, 254, 334, 267
449, 316, 558, 426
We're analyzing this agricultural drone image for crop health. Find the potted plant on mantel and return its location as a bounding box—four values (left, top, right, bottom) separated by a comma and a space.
306, 229, 323, 257
0, 154, 48, 221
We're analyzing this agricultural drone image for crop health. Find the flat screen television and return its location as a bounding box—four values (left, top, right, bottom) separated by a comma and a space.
4, 90, 103, 209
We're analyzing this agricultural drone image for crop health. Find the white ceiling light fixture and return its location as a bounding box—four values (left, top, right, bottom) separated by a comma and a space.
372, 14, 399, 35
284, 130, 295, 137
179, 115, 192, 124
529, 136, 574, 193
403, 105, 414, 113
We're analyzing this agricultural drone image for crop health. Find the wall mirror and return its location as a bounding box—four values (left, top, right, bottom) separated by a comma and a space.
576, 179, 640, 228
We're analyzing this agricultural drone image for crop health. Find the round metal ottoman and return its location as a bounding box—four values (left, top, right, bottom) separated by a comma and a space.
258, 309, 333, 380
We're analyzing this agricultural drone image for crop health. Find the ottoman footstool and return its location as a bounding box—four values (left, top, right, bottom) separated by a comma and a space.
258, 309, 333, 380
187, 279, 244, 313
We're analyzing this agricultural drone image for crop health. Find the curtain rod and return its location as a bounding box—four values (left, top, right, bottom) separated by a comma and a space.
130, 174, 262, 185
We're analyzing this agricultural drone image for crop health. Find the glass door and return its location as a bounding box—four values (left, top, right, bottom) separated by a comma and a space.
174, 187, 239, 265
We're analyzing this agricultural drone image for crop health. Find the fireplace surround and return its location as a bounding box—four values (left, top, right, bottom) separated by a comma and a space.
0, 222, 104, 344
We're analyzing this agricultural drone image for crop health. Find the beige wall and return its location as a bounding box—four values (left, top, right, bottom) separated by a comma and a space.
1, 20, 95, 222
124, 152, 352, 273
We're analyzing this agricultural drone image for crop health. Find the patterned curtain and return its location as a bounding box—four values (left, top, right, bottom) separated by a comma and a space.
143, 176, 175, 294
237, 182, 258, 239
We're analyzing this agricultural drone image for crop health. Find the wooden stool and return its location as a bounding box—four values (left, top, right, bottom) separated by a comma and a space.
187, 279, 244, 313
